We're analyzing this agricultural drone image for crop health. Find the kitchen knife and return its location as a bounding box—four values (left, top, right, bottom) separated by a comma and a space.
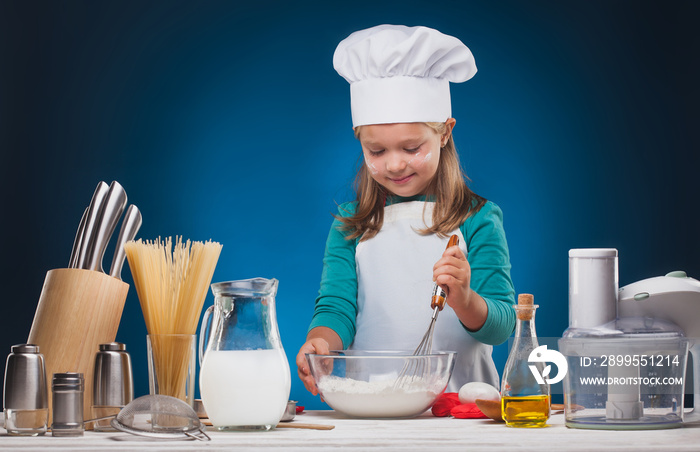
68, 207, 88, 268
109, 204, 142, 279
86, 180, 128, 272
76, 181, 109, 269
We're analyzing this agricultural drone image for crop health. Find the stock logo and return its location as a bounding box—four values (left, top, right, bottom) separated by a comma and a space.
528, 345, 568, 385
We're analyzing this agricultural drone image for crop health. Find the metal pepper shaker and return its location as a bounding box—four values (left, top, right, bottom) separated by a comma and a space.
51, 372, 84, 437
3, 344, 49, 436
92, 342, 133, 432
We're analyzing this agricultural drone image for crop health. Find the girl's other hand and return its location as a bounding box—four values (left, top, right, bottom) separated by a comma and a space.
296, 339, 329, 395
296, 327, 342, 395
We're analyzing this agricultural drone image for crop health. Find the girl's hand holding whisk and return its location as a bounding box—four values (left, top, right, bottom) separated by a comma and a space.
432, 243, 488, 331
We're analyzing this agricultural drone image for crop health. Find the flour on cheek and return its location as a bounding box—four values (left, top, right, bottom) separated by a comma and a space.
364, 156, 379, 175
407, 152, 432, 167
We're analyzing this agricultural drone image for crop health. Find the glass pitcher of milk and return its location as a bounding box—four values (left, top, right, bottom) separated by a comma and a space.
199, 278, 291, 431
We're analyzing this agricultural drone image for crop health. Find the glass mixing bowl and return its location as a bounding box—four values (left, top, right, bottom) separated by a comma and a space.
305, 350, 456, 419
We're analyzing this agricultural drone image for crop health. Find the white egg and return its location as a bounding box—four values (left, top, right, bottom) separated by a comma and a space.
458, 382, 500, 404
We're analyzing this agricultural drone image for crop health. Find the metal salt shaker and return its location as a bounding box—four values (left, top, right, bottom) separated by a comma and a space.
92, 342, 133, 431
3, 344, 48, 436
51, 372, 84, 436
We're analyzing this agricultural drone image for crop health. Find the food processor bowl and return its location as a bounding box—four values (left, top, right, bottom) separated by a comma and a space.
559, 317, 688, 430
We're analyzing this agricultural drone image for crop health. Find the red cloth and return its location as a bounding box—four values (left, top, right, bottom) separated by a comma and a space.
431, 393, 460, 417
451, 402, 488, 419
431, 393, 488, 419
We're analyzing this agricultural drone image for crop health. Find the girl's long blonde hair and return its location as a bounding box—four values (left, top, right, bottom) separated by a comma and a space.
337, 122, 486, 241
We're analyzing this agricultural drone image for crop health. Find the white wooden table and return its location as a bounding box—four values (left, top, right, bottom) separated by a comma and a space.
1, 410, 699, 451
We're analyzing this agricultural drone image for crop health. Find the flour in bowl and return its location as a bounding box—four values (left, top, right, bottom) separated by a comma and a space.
317, 375, 444, 418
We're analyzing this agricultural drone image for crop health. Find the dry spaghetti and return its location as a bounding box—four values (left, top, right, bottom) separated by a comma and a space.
124, 237, 222, 401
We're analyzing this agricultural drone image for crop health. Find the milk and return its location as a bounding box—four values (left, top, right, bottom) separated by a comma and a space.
199, 349, 291, 429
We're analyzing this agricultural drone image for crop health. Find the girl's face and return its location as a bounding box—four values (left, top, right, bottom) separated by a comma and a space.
358, 121, 452, 197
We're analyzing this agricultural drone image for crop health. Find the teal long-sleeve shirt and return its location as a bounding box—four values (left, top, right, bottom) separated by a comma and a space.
309, 198, 516, 348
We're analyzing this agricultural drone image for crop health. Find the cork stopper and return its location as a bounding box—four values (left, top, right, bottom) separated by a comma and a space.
516, 293, 536, 320
518, 293, 534, 306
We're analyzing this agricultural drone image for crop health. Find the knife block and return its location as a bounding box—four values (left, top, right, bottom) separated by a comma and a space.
27, 268, 129, 424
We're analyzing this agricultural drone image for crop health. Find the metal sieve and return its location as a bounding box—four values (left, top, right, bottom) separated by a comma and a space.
109, 394, 210, 441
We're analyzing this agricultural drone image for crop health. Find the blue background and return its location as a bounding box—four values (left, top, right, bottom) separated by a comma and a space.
1, 0, 698, 409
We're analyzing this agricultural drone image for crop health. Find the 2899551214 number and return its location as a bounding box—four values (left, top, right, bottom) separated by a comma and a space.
599, 354, 680, 367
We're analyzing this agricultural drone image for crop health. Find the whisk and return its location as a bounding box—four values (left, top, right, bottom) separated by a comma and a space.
396, 235, 459, 384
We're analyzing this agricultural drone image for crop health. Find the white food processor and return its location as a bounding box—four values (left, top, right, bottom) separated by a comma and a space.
618, 271, 700, 423
559, 249, 698, 430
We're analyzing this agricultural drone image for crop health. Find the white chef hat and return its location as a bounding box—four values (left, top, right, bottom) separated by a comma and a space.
333, 24, 477, 127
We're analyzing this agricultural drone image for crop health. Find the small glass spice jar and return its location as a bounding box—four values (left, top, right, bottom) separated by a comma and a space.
51, 372, 84, 437
92, 342, 133, 432
3, 344, 49, 436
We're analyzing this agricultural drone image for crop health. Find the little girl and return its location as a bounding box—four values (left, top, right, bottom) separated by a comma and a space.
296, 25, 516, 394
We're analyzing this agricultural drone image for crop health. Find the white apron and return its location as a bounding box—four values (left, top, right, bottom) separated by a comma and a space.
349, 201, 499, 392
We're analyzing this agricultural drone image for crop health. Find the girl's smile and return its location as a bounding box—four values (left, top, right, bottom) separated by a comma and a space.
359, 122, 449, 197
389, 174, 415, 184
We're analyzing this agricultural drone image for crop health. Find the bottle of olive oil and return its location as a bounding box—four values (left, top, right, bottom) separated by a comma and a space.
500, 294, 550, 428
